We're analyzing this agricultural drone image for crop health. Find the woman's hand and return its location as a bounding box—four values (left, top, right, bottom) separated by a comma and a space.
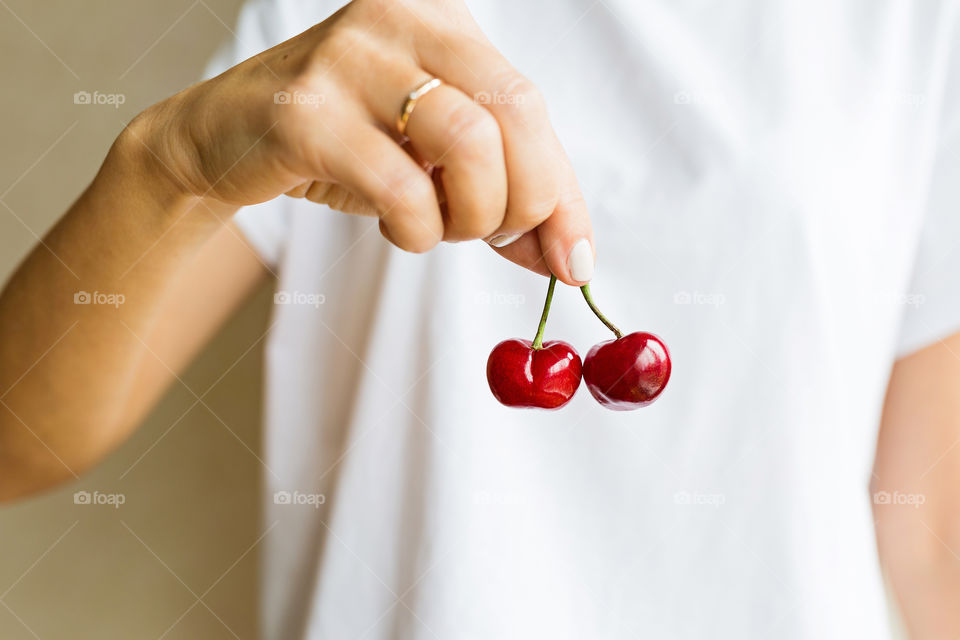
137, 0, 595, 284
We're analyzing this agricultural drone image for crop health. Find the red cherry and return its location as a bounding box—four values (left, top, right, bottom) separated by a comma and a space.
583, 332, 671, 410
487, 339, 582, 409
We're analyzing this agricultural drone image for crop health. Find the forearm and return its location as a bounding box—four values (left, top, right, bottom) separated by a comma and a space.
883, 544, 960, 639
874, 337, 960, 640
0, 112, 236, 499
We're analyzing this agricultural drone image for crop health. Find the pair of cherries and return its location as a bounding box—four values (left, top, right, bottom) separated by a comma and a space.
486, 275, 671, 411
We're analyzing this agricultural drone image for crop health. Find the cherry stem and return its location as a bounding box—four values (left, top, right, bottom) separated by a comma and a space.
580, 284, 624, 339
531, 274, 558, 350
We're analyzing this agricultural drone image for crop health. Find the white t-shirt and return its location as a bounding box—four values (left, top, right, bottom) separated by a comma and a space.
205, 1, 960, 638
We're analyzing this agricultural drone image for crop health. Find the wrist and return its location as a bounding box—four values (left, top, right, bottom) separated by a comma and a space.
108, 98, 238, 220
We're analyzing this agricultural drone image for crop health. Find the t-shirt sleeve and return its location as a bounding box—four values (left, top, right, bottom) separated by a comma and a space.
895, 30, 960, 358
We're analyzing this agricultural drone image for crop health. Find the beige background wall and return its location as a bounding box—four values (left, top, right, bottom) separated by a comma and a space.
0, 1, 269, 638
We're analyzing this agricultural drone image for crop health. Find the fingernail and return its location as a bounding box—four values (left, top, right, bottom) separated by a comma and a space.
567, 238, 594, 282
487, 232, 523, 248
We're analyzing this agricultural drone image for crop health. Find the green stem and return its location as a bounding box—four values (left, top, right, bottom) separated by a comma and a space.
580, 284, 623, 339
531, 274, 558, 350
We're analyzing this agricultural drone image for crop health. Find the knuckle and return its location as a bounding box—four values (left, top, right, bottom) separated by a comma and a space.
386, 218, 440, 253
350, 0, 396, 22
494, 72, 546, 114
318, 24, 366, 57
376, 173, 442, 252
511, 193, 557, 226
378, 170, 435, 214
447, 193, 502, 238
445, 103, 501, 161
450, 211, 500, 240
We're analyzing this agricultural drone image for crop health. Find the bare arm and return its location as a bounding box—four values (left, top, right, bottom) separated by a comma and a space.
873, 333, 960, 639
0, 127, 265, 500
0, 0, 596, 501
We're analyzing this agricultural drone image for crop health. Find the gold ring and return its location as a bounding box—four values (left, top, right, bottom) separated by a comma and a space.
396, 77, 442, 137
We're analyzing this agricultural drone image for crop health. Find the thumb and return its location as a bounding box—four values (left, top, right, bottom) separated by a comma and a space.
488, 189, 595, 285
489, 231, 551, 278
533, 190, 594, 286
